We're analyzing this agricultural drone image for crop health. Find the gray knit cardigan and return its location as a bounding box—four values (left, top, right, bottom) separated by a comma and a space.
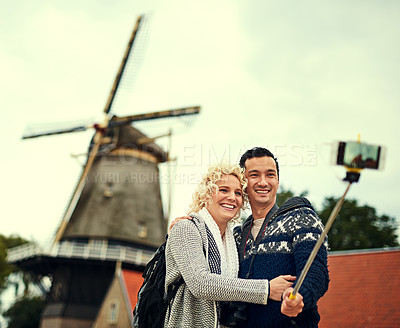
164, 214, 269, 328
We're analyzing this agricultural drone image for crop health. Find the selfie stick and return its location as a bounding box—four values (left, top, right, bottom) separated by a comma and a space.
289, 169, 360, 300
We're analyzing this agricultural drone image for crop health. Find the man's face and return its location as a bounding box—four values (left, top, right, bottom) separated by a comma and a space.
244, 156, 279, 209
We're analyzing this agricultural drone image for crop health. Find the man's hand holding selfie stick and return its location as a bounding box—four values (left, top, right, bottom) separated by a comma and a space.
282, 288, 304, 317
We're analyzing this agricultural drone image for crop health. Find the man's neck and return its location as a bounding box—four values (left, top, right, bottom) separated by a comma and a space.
251, 203, 275, 220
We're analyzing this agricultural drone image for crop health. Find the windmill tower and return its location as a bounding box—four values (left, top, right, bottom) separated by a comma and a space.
8, 15, 200, 328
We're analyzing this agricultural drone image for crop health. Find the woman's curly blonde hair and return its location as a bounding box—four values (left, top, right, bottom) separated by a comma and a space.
189, 163, 248, 220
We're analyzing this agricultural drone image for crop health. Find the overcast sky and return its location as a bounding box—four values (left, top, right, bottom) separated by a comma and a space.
1, 0, 399, 246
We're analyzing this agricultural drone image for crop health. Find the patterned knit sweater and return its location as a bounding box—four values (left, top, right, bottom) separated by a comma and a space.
164, 212, 270, 328
233, 197, 329, 328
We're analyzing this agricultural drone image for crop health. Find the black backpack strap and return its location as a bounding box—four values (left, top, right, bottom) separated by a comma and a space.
165, 276, 184, 303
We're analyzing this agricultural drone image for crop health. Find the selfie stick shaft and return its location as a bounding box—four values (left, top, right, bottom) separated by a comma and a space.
289, 182, 352, 300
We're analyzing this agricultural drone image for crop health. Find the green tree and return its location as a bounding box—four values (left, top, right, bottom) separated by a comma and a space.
3, 295, 45, 328
1, 235, 39, 327
0, 235, 29, 295
276, 186, 308, 206
319, 197, 399, 251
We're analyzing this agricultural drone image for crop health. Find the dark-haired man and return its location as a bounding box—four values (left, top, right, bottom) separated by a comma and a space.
235, 147, 329, 328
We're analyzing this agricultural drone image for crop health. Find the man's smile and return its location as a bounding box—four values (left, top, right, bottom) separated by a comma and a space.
255, 189, 270, 194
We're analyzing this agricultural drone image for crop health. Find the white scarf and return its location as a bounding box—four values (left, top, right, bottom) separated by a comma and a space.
198, 208, 239, 278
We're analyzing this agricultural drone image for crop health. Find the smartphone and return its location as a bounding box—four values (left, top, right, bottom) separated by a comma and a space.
335, 141, 383, 170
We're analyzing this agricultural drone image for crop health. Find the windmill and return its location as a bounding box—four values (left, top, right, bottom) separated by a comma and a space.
8, 15, 200, 328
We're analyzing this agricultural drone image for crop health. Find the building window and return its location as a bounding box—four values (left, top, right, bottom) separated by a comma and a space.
108, 299, 119, 324
138, 222, 147, 238
104, 181, 114, 198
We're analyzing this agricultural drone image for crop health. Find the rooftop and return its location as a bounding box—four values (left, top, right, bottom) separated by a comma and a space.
318, 247, 400, 328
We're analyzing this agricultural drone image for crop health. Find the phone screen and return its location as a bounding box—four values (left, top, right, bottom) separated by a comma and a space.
337, 141, 381, 169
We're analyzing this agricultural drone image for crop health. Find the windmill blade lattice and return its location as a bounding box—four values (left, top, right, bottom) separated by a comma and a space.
21, 15, 146, 141
22, 124, 90, 140
110, 106, 200, 127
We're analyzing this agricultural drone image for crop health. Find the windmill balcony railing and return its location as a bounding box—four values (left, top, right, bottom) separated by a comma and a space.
7, 240, 154, 267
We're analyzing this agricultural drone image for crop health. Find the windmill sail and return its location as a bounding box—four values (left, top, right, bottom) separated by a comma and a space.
8, 14, 200, 328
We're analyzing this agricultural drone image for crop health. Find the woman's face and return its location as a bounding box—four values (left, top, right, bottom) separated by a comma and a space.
206, 174, 243, 225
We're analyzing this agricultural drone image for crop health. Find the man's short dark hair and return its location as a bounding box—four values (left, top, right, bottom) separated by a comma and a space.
239, 147, 279, 178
